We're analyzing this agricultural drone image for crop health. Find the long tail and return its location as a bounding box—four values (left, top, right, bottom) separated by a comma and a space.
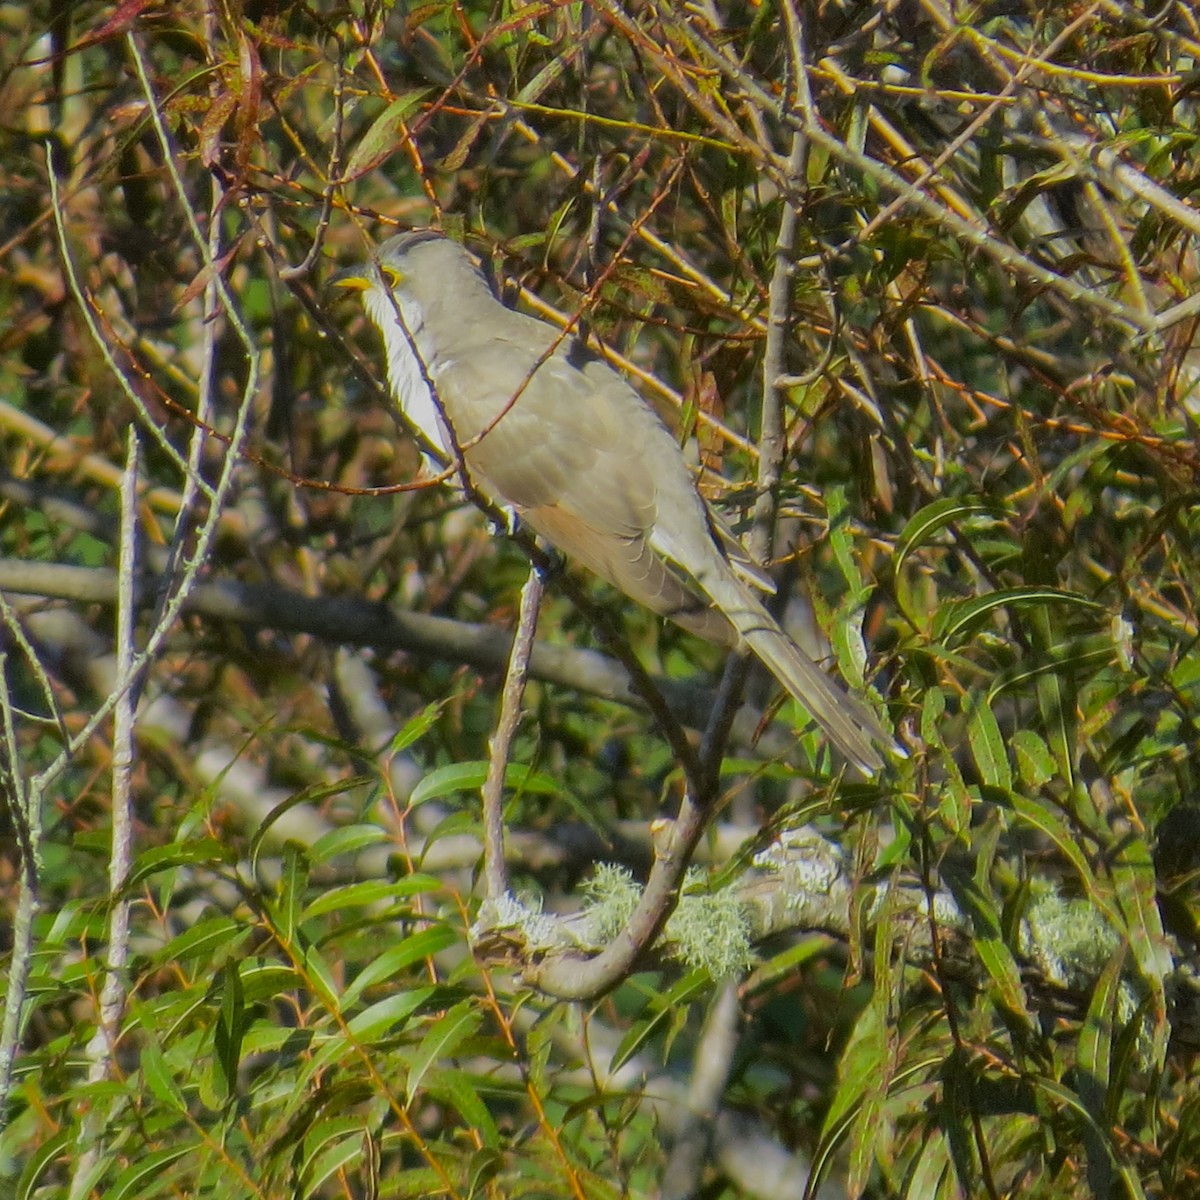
708, 575, 897, 775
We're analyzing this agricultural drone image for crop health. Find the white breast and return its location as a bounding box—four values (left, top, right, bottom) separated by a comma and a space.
363, 286, 452, 462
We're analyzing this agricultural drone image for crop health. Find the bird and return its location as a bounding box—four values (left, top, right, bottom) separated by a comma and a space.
333, 230, 898, 774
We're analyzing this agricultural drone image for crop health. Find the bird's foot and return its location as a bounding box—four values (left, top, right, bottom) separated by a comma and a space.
487, 504, 521, 540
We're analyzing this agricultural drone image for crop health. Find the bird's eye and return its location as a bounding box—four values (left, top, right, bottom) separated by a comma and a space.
381, 265, 402, 287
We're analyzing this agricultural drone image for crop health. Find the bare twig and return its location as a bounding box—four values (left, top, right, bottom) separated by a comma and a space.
20, 36, 265, 807
66, 431, 141, 1198
278, 59, 345, 281
0, 637, 40, 1129
662, 982, 743, 1200
481, 567, 544, 901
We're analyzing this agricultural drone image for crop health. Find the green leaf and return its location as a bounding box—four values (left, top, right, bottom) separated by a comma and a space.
1079, 941, 1126, 1129
430, 1068, 503, 1147
1008, 795, 1119, 926
346, 987, 438, 1039
932, 586, 1101, 645
610, 972, 710, 1074
824, 483, 868, 601
944, 862, 1030, 1023
300, 1120, 368, 1197
249, 775, 375, 873
1110, 828, 1170, 1070
151, 915, 248, 966
213, 959, 247, 1102
140, 1038, 187, 1113
404, 999, 484, 1103
309, 823, 390, 865
1011, 729, 1056, 789
15, 1129, 71, 1200
388, 702, 444, 755
340, 924, 457, 1007
1029, 1077, 1149, 1200
344, 89, 430, 179
966, 693, 1012, 792
940, 1049, 979, 1195
895, 497, 1008, 576
274, 841, 311, 944
466, 1146, 505, 1197
126, 837, 235, 890
238, 962, 302, 1005
409, 761, 558, 807
298, 942, 342, 1012
302, 875, 441, 921
831, 999, 891, 1195
107, 1145, 193, 1200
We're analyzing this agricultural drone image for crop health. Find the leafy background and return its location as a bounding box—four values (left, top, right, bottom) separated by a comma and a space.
1, 1, 1199, 1197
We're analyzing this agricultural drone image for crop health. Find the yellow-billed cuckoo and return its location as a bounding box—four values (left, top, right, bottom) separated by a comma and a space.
335, 231, 898, 774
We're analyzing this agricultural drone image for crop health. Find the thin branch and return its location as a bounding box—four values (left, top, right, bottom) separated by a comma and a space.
0, 558, 718, 730
44, 143, 204, 493
67, 431, 141, 1199
662, 982, 743, 1200
481, 567, 544, 901
21, 36, 265, 806
0, 643, 40, 1129
277, 57, 345, 281
598, 1, 1171, 337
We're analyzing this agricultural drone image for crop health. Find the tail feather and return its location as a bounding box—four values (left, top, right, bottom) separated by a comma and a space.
709, 576, 896, 775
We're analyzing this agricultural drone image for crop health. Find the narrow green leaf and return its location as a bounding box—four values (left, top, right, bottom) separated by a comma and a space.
409, 761, 557, 807
249, 775, 374, 873
940, 1050, 979, 1195
905, 1134, 954, 1200
16, 1129, 71, 1200
107, 1145, 192, 1200
1012, 729, 1056, 789
388, 702, 443, 756
822, 992, 886, 1138
126, 837, 234, 890
466, 1146, 504, 1197
895, 497, 1008, 576
932, 586, 1100, 645
302, 875, 441, 921
274, 842, 310, 944
942, 865, 1029, 1022
140, 1039, 187, 1113
967, 694, 1012, 792
298, 942, 342, 1012
1030, 1077, 1149, 1200
431, 1068, 503, 1147
404, 1000, 484, 1103
346, 987, 438, 1039
309, 823, 389, 865
238, 962, 302, 1005
344, 89, 430, 179
151, 915, 247, 965
835, 1000, 890, 1196
824, 483, 867, 599
610, 972, 710, 1074
1008, 796, 1120, 926
214, 959, 246, 1101
300, 1120, 366, 1197
1110, 828, 1170, 1070
340, 924, 457, 1007
1079, 942, 1126, 1125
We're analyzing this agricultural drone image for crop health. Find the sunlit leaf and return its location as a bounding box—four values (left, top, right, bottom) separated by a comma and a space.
404, 1000, 484, 1103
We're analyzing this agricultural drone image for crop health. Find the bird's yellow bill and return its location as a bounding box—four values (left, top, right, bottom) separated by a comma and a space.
330, 268, 373, 292
330, 263, 403, 292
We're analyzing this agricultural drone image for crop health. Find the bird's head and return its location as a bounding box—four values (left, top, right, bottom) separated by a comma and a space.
330, 230, 485, 313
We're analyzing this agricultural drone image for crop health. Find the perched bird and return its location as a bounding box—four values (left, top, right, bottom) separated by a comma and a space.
334, 230, 897, 773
